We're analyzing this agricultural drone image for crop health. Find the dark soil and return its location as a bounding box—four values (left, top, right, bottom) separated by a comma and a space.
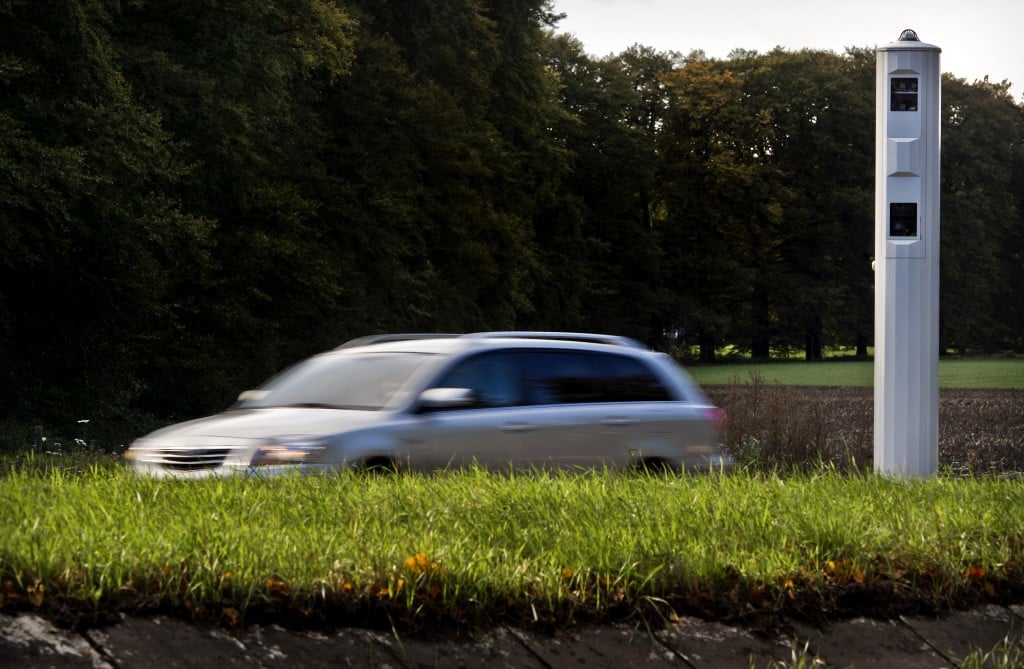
706, 386, 1024, 474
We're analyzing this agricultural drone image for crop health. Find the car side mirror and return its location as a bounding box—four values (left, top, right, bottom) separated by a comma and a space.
418, 387, 476, 411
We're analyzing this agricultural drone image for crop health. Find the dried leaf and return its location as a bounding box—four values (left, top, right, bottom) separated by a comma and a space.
266, 575, 291, 597
28, 583, 44, 607
222, 607, 241, 628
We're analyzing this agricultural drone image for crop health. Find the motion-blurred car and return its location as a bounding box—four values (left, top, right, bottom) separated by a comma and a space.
125, 332, 731, 477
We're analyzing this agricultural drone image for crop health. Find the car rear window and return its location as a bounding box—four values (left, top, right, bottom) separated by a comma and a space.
519, 350, 672, 405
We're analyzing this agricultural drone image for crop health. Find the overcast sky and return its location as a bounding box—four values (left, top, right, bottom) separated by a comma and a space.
550, 0, 1023, 99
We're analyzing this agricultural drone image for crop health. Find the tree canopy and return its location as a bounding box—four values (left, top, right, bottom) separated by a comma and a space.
2, 0, 1022, 428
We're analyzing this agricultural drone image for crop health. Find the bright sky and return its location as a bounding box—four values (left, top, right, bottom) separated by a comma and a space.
551, 0, 1023, 100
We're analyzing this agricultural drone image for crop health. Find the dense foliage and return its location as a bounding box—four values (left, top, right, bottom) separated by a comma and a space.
2, 0, 1022, 427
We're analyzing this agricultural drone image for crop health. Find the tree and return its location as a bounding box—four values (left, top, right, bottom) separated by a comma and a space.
317, 0, 560, 336
540, 37, 670, 341
109, 0, 358, 412
735, 48, 874, 359
940, 76, 1024, 352
659, 48, 876, 360
0, 0, 213, 419
660, 56, 783, 359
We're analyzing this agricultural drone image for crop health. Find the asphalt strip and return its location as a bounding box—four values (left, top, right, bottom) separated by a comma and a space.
2, 605, 1022, 668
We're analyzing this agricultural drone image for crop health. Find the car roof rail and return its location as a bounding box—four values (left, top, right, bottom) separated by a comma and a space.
336, 333, 460, 349
463, 331, 647, 349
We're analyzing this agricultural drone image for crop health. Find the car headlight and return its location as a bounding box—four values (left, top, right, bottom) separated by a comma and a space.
251, 440, 326, 466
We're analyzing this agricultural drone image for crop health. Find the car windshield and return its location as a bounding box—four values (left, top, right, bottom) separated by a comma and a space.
237, 352, 436, 411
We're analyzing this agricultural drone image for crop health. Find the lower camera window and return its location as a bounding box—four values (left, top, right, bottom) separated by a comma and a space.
889, 202, 918, 237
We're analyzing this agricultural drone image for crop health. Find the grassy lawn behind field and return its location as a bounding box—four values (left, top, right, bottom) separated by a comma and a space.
687, 357, 1024, 389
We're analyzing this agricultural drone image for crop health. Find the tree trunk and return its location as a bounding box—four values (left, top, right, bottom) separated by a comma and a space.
751, 284, 771, 358
805, 315, 823, 361
699, 331, 716, 363
751, 335, 771, 359
856, 333, 869, 358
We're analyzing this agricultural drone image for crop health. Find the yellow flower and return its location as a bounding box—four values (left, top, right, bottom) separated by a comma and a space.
403, 552, 440, 574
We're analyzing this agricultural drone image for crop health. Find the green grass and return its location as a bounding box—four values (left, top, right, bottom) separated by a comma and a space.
937, 359, 1024, 389
1, 357, 1020, 630
957, 638, 1024, 669
688, 361, 875, 387
772, 636, 1024, 669
687, 357, 1024, 389
2, 465, 1023, 629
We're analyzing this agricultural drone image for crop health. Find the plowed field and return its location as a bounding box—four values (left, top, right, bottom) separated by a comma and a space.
705, 387, 1024, 474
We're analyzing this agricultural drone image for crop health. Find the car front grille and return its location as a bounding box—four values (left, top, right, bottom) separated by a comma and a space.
143, 447, 236, 471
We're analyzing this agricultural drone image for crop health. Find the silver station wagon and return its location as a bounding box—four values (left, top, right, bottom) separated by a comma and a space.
125, 332, 731, 477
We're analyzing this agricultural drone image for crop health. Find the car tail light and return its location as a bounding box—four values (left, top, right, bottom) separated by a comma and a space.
701, 407, 727, 431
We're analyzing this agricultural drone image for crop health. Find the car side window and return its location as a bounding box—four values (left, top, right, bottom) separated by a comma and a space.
520, 350, 672, 405
433, 352, 521, 408
600, 354, 673, 401
519, 351, 604, 404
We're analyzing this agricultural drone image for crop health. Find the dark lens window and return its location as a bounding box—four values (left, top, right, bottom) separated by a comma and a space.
890, 202, 918, 237
891, 77, 918, 112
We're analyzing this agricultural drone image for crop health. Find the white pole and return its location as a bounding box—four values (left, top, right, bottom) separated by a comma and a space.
874, 29, 941, 477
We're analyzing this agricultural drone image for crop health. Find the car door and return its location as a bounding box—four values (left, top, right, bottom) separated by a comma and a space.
518, 349, 685, 468
595, 352, 683, 464
514, 349, 625, 468
399, 351, 552, 470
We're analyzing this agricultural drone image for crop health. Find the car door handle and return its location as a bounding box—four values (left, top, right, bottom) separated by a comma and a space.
601, 417, 635, 427
501, 422, 537, 432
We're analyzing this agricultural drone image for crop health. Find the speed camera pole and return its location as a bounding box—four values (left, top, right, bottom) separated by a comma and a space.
873, 29, 941, 477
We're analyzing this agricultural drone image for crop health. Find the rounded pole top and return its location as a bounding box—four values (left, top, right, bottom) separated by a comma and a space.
878, 28, 940, 53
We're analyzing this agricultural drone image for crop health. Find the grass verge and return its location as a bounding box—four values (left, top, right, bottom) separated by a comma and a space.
687, 357, 1024, 389
2, 464, 1022, 634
